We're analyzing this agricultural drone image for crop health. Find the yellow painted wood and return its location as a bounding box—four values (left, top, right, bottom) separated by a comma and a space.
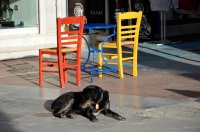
97, 11, 142, 78
98, 42, 102, 77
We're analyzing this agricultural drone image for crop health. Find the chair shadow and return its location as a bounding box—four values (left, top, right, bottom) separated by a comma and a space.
179, 73, 200, 81
166, 89, 200, 99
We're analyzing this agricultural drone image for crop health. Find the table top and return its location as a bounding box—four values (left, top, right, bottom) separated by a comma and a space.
84, 23, 116, 30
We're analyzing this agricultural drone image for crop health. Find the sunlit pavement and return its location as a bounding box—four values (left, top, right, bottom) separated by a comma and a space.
0, 42, 199, 132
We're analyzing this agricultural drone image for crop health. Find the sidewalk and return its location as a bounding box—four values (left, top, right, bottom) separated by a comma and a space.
0, 85, 199, 132
0, 42, 200, 132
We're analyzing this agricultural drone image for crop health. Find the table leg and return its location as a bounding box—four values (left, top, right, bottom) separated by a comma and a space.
81, 36, 91, 69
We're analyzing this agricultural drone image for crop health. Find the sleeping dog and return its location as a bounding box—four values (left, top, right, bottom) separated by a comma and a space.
51, 85, 126, 122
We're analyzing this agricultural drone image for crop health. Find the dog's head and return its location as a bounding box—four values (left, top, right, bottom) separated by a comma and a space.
79, 85, 104, 111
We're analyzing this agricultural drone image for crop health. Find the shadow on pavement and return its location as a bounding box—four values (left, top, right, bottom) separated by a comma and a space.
166, 89, 200, 99
43, 100, 54, 113
138, 50, 200, 76
178, 73, 200, 81
0, 110, 21, 132
167, 41, 200, 54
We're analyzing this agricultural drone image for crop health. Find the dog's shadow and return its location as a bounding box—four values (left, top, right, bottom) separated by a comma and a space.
43, 100, 54, 113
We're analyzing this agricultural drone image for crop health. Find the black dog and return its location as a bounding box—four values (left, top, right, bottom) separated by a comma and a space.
51, 85, 126, 122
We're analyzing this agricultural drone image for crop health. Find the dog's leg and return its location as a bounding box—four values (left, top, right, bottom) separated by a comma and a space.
65, 110, 76, 119
101, 109, 126, 121
53, 99, 74, 118
83, 108, 98, 122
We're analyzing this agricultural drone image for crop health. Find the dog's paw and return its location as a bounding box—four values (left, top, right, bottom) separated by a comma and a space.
66, 114, 76, 119
91, 118, 98, 122
118, 116, 126, 121
60, 114, 66, 118
54, 113, 66, 118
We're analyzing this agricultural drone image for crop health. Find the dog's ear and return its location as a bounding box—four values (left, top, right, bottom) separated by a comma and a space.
82, 86, 92, 99
82, 85, 105, 102
82, 85, 98, 95
103, 90, 109, 99
96, 89, 104, 102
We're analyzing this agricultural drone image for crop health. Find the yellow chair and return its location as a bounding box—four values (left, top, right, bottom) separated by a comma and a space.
98, 11, 142, 78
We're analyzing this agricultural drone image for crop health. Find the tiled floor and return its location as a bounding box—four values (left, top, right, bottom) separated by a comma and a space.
0, 42, 199, 100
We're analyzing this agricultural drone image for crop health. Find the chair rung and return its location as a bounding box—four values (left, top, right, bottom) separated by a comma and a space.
64, 64, 78, 69
121, 41, 134, 45
121, 25, 137, 29
61, 41, 78, 45
103, 44, 117, 48
122, 57, 134, 61
121, 35, 136, 39
42, 60, 58, 63
104, 55, 118, 60
42, 70, 58, 73
43, 64, 58, 68
121, 30, 136, 34
61, 36, 79, 40
61, 47, 77, 52
122, 51, 132, 54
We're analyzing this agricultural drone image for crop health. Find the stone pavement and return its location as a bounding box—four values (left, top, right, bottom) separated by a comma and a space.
0, 42, 200, 132
0, 85, 199, 132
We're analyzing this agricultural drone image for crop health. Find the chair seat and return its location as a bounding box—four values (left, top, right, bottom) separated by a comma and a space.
41, 47, 77, 53
103, 41, 134, 48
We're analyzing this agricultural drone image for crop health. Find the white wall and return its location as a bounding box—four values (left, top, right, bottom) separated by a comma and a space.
44, 0, 57, 33
39, 0, 67, 34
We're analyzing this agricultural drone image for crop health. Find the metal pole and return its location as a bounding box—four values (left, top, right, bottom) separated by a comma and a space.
163, 11, 166, 40
160, 11, 163, 41
128, 0, 132, 11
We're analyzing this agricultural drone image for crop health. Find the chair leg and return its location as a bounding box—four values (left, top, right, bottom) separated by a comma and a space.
39, 50, 43, 88
58, 54, 65, 88
133, 44, 138, 77
98, 43, 103, 77
117, 46, 124, 79
133, 58, 138, 77
76, 50, 81, 86
76, 65, 81, 86
63, 54, 68, 83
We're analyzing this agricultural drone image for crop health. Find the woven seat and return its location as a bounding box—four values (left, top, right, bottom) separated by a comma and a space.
102, 40, 135, 48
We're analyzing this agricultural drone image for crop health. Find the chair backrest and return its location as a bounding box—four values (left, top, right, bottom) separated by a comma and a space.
116, 11, 142, 45
56, 16, 85, 52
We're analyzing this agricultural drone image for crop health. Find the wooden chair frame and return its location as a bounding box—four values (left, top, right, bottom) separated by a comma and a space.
98, 11, 142, 78
39, 16, 85, 88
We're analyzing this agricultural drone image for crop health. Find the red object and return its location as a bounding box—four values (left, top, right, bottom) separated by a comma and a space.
179, 0, 198, 11
39, 16, 85, 88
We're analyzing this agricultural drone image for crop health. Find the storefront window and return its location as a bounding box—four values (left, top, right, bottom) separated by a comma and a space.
0, 0, 38, 29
